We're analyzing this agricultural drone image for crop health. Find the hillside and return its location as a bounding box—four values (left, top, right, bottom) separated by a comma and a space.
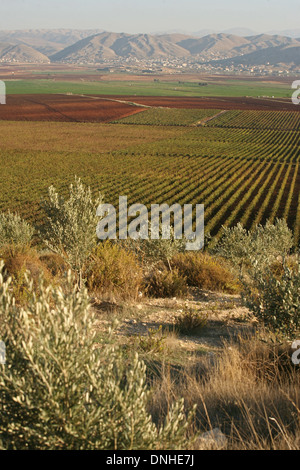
0, 29, 299, 67
0, 29, 104, 56
211, 43, 300, 68
0, 42, 50, 63
176, 33, 250, 57
50, 32, 190, 62
49, 31, 300, 65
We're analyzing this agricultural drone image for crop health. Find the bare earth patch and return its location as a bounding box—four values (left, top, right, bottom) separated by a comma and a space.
91, 288, 256, 358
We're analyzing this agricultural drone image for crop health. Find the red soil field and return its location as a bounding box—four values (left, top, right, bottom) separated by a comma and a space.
0, 93, 299, 123
93, 95, 300, 112
0, 94, 145, 122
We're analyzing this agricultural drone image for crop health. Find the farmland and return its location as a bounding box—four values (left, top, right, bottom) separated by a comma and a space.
0, 67, 300, 451
0, 102, 299, 245
0, 93, 297, 126
3, 76, 292, 98
0, 94, 146, 122
0, 64, 295, 98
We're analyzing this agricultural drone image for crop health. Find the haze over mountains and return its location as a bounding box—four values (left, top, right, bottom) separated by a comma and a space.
0, 29, 104, 56
0, 29, 299, 68
154, 28, 300, 39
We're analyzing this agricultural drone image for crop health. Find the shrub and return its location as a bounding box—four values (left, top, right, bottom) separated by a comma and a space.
171, 252, 240, 294
242, 259, 300, 338
212, 219, 294, 274
123, 224, 186, 270
0, 245, 53, 304
269, 256, 299, 279
38, 252, 68, 278
84, 241, 143, 300
144, 267, 188, 298
0, 211, 34, 248
136, 325, 168, 355
0, 263, 195, 450
38, 177, 103, 287
175, 308, 208, 335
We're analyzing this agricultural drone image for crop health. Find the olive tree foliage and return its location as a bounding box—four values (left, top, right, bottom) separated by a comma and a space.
242, 258, 300, 338
0, 211, 34, 248
213, 219, 298, 338
38, 177, 103, 286
0, 263, 195, 450
121, 223, 186, 271
212, 219, 294, 274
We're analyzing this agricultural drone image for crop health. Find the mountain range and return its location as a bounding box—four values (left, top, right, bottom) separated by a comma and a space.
0, 29, 104, 56
0, 42, 50, 63
0, 29, 299, 68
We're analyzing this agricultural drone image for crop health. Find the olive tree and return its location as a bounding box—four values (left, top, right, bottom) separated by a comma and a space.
0, 211, 34, 248
0, 263, 195, 450
212, 219, 294, 275
38, 177, 103, 287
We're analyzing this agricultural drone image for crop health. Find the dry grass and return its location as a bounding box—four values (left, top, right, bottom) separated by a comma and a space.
147, 332, 300, 449
1, 242, 299, 449
143, 267, 188, 299
84, 241, 144, 301
0, 245, 55, 304
170, 252, 240, 294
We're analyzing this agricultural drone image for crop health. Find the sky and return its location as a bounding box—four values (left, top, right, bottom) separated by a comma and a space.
0, 0, 298, 34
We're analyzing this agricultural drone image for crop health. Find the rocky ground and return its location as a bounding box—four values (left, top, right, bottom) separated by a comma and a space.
91, 288, 257, 361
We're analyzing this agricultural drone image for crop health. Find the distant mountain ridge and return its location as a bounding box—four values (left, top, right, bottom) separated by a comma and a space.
0, 42, 50, 63
50, 32, 190, 62
213, 43, 300, 67
0, 29, 104, 56
49, 31, 300, 67
0, 29, 299, 68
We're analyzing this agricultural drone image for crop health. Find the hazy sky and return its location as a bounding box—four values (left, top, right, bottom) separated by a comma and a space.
0, 0, 298, 33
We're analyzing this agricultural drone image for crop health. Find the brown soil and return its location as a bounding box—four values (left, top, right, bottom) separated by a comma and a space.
92, 288, 255, 355
0, 93, 298, 123
0, 94, 145, 122
91, 95, 300, 111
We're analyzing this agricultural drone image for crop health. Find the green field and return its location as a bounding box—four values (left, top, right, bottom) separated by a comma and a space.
4, 78, 292, 98
0, 106, 299, 244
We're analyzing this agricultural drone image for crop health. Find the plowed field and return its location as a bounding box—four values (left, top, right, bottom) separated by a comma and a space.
0, 93, 298, 123
0, 94, 145, 122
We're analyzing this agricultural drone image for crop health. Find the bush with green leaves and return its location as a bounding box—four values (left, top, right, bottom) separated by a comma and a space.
242, 259, 300, 338
136, 325, 168, 355
0, 263, 195, 450
38, 177, 103, 287
175, 308, 208, 336
0, 211, 34, 248
122, 223, 186, 271
212, 219, 294, 275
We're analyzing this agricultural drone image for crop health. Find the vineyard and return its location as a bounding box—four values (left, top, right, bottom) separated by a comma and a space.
0, 106, 299, 245
206, 109, 300, 131
112, 108, 221, 126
